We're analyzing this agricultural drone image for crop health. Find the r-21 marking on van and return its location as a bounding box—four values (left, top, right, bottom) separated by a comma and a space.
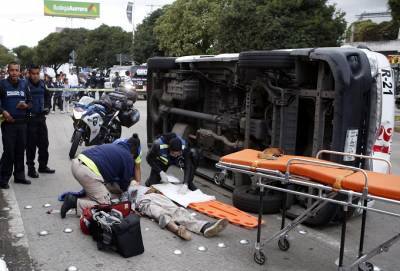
381, 69, 394, 95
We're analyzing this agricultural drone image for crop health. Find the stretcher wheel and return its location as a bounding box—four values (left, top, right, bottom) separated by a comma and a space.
358, 262, 374, 271
278, 237, 290, 251
254, 251, 266, 265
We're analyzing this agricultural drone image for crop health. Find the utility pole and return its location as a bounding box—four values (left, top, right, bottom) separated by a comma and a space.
145, 3, 162, 13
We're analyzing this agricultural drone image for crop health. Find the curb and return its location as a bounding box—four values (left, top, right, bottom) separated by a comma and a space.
0, 187, 34, 271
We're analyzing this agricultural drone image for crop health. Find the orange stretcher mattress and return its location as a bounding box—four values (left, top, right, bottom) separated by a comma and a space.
220, 149, 400, 201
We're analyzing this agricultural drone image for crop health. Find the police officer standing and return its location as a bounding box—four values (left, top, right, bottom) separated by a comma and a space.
146, 132, 198, 191
26, 65, 55, 178
0, 62, 32, 189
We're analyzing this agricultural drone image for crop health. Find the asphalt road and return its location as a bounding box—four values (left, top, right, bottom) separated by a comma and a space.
1, 100, 400, 271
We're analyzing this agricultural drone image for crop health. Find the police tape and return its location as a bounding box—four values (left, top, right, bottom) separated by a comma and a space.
48, 88, 115, 92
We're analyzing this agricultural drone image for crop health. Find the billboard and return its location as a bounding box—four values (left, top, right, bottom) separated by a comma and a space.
44, 0, 100, 19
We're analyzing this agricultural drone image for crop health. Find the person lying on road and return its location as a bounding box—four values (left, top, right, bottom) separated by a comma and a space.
126, 183, 228, 241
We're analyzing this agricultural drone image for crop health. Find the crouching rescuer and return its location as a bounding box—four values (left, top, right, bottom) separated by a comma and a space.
60, 134, 142, 218
146, 133, 199, 191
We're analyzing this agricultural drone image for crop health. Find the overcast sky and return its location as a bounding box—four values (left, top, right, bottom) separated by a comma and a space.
0, 0, 391, 49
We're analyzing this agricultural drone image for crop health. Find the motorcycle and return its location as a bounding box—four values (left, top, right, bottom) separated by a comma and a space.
69, 92, 140, 159
69, 96, 121, 159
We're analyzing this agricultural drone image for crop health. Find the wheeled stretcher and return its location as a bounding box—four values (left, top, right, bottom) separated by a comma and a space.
216, 149, 400, 270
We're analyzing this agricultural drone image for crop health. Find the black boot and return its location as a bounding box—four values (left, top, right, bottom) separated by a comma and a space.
28, 168, 39, 178
38, 166, 55, 174
61, 194, 77, 218
188, 181, 197, 191
0, 182, 9, 189
14, 178, 31, 185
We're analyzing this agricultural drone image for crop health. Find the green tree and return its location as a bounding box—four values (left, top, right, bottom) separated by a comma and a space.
346, 20, 399, 42
132, 7, 166, 64
13, 45, 36, 68
77, 24, 132, 68
154, 0, 221, 56
389, 0, 400, 23
35, 28, 88, 73
0, 45, 15, 67
215, 0, 346, 52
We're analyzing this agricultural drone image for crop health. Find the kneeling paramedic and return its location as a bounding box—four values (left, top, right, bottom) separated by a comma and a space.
61, 134, 142, 218
146, 133, 198, 191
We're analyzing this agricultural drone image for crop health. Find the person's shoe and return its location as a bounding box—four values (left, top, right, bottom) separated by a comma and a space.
14, 178, 31, 185
0, 183, 10, 189
60, 111, 65, 114
38, 167, 55, 174
61, 194, 77, 219
202, 218, 229, 238
51, 111, 55, 114
166, 221, 192, 241
28, 168, 39, 178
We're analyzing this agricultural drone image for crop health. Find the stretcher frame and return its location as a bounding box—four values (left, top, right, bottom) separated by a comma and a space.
216, 150, 399, 270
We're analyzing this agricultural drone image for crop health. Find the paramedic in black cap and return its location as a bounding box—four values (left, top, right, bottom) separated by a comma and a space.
26, 65, 55, 178
146, 132, 199, 191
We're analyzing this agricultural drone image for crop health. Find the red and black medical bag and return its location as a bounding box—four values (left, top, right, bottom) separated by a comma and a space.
80, 201, 144, 258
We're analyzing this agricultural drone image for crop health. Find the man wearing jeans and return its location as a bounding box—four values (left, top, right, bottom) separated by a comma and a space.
61, 134, 141, 218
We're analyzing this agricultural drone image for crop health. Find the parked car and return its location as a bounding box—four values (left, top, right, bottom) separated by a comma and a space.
147, 47, 395, 226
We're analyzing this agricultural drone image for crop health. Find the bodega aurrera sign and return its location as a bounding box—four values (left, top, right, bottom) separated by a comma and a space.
44, 0, 100, 19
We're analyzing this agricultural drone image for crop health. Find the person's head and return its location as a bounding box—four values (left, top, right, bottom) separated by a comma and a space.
0, 70, 5, 79
56, 74, 61, 81
92, 71, 96, 76
125, 70, 130, 77
28, 64, 40, 84
7, 62, 20, 83
64, 78, 69, 84
127, 133, 141, 158
169, 137, 182, 157
115, 72, 119, 76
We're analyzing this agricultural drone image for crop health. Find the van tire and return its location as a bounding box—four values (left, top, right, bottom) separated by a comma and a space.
233, 185, 288, 214
286, 202, 338, 227
239, 51, 295, 69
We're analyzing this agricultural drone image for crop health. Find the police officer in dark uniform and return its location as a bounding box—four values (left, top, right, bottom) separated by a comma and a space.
146, 132, 199, 191
0, 62, 32, 189
26, 65, 55, 178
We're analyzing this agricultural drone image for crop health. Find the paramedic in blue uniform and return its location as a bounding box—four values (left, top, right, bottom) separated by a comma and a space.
26, 65, 55, 178
0, 62, 32, 189
60, 133, 142, 218
146, 132, 199, 191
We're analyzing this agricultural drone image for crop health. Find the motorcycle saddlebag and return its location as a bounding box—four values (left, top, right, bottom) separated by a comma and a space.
118, 109, 140, 128
112, 213, 144, 258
